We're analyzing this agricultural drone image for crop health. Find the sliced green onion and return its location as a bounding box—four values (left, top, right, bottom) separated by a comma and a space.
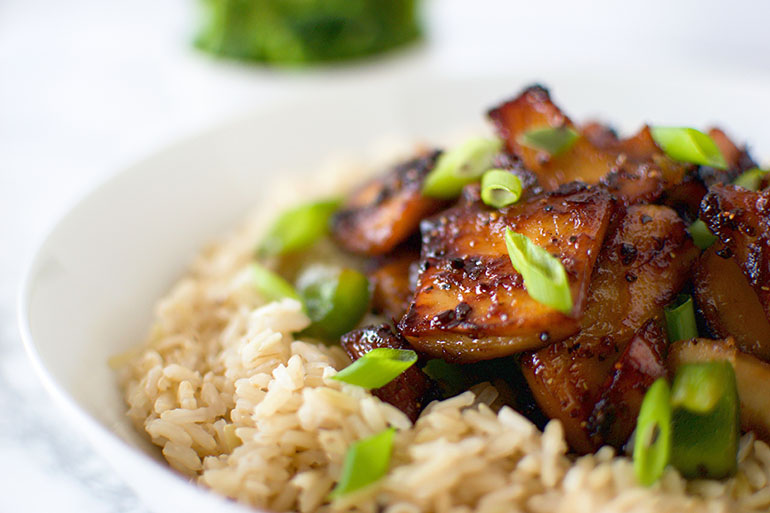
422, 138, 502, 199
332, 348, 417, 389
733, 167, 769, 191
423, 359, 471, 397
329, 428, 396, 499
299, 267, 370, 341
251, 263, 301, 303
504, 228, 572, 314
258, 199, 340, 257
634, 378, 672, 486
671, 362, 724, 414
518, 126, 579, 156
688, 219, 717, 250
670, 361, 739, 479
480, 169, 523, 208
650, 127, 727, 170
664, 294, 698, 342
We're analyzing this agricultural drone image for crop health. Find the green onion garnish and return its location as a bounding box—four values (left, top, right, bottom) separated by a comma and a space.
332, 348, 417, 389
688, 219, 717, 250
664, 294, 698, 342
423, 359, 471, 397
329, 428, 396, 499
650, 127, 727, 170
518, 126, 579, 156
422, 138, 502, 199
733, 167, 769, 191
480, 169, 523, 208
670, 362, 724, 414
258, 199, 340, 257
299, 268, 370, 341
251, 263, 301, 303
504, 228, 573, 314
670, 362, 739, 479
634, 378, 672, 486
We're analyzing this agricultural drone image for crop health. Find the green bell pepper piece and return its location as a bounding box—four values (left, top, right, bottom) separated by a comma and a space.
670, 361, 739, 479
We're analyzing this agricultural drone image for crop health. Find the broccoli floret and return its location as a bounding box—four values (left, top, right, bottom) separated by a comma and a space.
195, 0, 422, 65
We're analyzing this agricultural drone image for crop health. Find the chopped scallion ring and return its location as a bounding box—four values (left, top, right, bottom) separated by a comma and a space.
504, 228, 572, 314
329, 428, 396, 499
480, 169, 523, 208
650, 127, 727, 170
687, 219, 717, 250
422, 138, 502, 199
423, 359, 471, 397
251, 263, 301, 303
299, 267, 371, 341
733, 167, 769, 191
518, 126, 579, 156
332, 348, 417, 389
634, 378, 672, 486
664, 294, 698, 342
258, 199, 340, 257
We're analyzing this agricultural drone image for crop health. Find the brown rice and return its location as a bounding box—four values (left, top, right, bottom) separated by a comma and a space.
118, 159, 770, 513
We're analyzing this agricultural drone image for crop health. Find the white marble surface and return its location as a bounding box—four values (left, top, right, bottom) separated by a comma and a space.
2, 0, 770, 511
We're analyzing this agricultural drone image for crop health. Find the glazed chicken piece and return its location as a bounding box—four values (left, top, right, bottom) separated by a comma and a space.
580, 121, 619, 149
598, 127, 691, 206
487, 86, 688, 204
693, 246, 770, 361
368, 247, 419, 322
520, 204, 699, 453
593, 124, 661, 161
669, 338, 770, 441
487, 85, 617, 190
340, 324, 436, 422
660, 176, 709, 224
697, 184, 770, 359
700, 185, 770, 343
588, 320, 668, 448
331, 151, 448, 256
399, 184, 616, 361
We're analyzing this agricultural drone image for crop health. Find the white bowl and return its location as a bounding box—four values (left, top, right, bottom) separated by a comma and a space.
18, 74, 770, 513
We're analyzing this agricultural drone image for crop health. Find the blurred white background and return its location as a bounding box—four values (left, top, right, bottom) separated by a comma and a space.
1, 0, 769, 510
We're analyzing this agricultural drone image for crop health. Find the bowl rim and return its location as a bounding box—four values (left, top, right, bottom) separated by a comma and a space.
13, 107, 273, 512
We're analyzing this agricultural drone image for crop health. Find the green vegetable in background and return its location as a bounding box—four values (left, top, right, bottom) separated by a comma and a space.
196, 0, 422, 65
